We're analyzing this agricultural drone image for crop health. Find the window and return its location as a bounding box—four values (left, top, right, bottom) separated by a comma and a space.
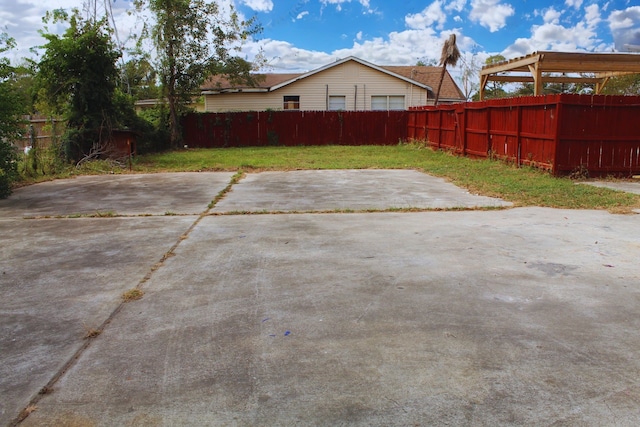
283, 96, 300, 110
389, 96, 405, 110
328, 95, 346, 111
371, 95, 405, 110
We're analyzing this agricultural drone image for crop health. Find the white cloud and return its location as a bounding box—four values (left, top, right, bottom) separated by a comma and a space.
445, 0, 467, 13
543, 8, 561, 25
245, 39, 333, 72
499, 2, 617, 58
0, 0, 137, 62
565, 0, 583, 10
469, 0, 515, 32
240, 0, 274, 13
584, 4, 601, 29
608, 6, 640, 51
405, 1, 447, 30
248, 28, 475, 73
502, 20, 604, 58
295, 11, 309, 20
356, 31, 363, 41
320, 0, 375, 14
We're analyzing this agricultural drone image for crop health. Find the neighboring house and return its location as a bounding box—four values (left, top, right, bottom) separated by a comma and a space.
201, 56, 465, 112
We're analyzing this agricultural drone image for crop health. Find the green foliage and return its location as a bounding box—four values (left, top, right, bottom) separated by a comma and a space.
9, 60, 38, 114
36, 9, 121, 161
0, 33, 27, 198
601, 73, 640, 95
416, 58, 437, 66
134, 106, 171, 154
0, 140, 19, 199
477, 54, 508, 100
135, 0, 263, 146
20, 139, 68, 178
119, 57, 160, 100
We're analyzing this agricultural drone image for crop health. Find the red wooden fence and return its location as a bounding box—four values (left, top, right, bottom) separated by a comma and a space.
182, 110, 408, 148
409, 94, 640, 177
182, 95, 640, 177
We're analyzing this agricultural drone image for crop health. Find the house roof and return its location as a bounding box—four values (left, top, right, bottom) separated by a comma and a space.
202, 73, 297, 92
381, 65, 465, 100
201, 56, 465, 101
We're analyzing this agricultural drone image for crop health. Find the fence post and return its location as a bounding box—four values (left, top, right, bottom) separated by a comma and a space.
486, 105, 492, 157
437, 109, 442, 149
516, 105, 522, 167
459, 104, 467, 156
552, 97, 563, 176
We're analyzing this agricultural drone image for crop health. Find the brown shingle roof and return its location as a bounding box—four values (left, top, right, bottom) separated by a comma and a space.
202, 73, 301, 90
382, 66, 465, 100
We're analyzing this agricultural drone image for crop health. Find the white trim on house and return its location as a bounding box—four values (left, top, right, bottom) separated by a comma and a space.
201, 88, 268, 95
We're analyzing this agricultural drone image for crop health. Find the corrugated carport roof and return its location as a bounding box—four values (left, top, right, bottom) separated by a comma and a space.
478, 51, 640, 100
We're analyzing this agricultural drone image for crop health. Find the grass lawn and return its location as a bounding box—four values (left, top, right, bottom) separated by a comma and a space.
130, 144, 640, 213
16, 143, 639, 212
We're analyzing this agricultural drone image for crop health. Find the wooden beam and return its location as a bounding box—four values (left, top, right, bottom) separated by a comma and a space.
486, 75, 602, 84
479, 74, 489, 101
529, 64, 543, 96
595, 76, 610, 94
478, 51, 640, 98
596, 71, 639, 78
480, 51, 640, 81
479, 52, 542, 75
539, 52, 640, 73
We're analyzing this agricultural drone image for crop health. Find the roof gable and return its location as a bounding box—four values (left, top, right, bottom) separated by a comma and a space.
201, 56, 465, 101
268, 56, 432, 92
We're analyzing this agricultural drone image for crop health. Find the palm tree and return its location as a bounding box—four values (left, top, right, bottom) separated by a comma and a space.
434, 33, 461, 106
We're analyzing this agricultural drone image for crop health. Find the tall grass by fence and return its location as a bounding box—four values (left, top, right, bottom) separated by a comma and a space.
182, 110, 408, 148
408, 94, 640, 177
16, 115, 65, 152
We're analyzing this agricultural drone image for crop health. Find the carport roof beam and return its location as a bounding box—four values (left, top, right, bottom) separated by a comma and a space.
478, 51, 640, 99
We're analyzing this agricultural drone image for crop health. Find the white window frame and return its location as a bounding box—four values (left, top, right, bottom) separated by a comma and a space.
328, 95, 346, 111
371, 95, 405, 111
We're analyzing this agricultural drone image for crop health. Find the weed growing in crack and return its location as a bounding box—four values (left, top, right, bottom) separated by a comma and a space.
122, 289, 144, 302
83, 327, 101, 339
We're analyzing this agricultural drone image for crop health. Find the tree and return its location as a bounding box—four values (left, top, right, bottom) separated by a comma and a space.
0, 33, 26, 198
135, 0, 263, 146
601, 73, 640, 95
481, 54, 508, 99
416, 58, 437, 67
434, 34, 460, 106
119, 57, 160, 101
459, 55, 480, 101
36, 9, 122, 161
513, 82, 535, 97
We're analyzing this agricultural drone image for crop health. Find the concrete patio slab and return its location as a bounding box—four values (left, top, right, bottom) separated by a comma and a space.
580, 180, 640, 196
16, 208, 640, 426
2, 171, 639, 426
213, 169, 512, 213
0, 217, 195, 426
0, 172, 234, 218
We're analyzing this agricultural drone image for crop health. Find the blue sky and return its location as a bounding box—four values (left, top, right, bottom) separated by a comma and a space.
1, 0, 639, 81
234, 0, 640, 71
